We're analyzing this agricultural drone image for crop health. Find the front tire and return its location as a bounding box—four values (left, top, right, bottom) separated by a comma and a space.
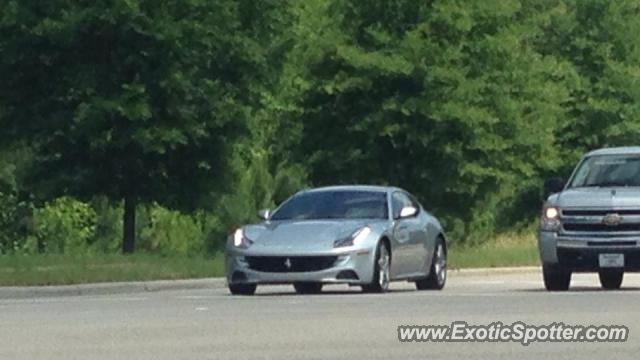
542, 265, 571, 291
599, 269, 623, 290
293, 282, 323, 294
362, 241, 390, 293
415, 237, 447, 290
229, 283, 257, 295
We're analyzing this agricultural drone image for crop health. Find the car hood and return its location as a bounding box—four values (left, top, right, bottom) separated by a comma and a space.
243, 219, 383, 252
555, 187, 640, 209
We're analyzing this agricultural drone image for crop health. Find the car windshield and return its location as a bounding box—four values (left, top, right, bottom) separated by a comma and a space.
569, 154, 640, 188
270, 190, 388, 220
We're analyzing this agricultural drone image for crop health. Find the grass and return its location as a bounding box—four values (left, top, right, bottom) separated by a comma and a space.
449, 230, 539, 269
0, 232, 539, 286
0, 253, 225, 287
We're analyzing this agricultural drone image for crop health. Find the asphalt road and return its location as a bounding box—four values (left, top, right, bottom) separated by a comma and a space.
1, 271, 639, 360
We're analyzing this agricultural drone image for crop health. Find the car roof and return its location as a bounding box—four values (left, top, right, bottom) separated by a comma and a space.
301, 185, 402, 194
585, 146, 640, 157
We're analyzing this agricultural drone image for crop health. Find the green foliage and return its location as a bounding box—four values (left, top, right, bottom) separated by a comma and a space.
29, 197, 97, 254
0, 146, 34, 253
0, 0, 283, 251
0, 192, 32, 254
535, 0, 640, 154
138, 205, 206, 256
282, 0, 571, 242
2, 0, 639, 253
211, 153, 308, 250
90, 197, 123, 253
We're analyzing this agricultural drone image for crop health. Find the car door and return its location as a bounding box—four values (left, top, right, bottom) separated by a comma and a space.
390, 191, 424, 277
407, 193, 434, 275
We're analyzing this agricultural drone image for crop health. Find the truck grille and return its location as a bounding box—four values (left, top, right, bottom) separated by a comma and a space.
587, 241, 637, 247
563, 223, 640, 232
561, 208, 640, 234
245, 256, 338, 273
563, 209, 640, 216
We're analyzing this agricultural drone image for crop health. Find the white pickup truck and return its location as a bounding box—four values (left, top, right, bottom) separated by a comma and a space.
539, 147, 640, 290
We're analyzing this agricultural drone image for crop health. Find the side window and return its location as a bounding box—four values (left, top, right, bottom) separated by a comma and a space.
392, 192, 413, 219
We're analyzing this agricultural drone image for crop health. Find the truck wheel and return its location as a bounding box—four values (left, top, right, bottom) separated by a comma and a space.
543, 265, 571, 291
599, 269, 623, 290
229, 283, 257, 295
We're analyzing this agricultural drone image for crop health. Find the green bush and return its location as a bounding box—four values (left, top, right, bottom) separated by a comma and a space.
29, 197, 97, 254
0, 192, 32, 254
0, 146, 34, 254
138, 205, 206, 256
89, 197, 123, 253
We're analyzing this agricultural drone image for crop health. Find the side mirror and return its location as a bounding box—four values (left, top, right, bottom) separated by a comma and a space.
399, 206, 418, 219
544, 177, 565, 196
257, 209, 271, 220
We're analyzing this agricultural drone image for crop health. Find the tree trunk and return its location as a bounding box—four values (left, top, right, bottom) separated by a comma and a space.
122, 194, 136, 254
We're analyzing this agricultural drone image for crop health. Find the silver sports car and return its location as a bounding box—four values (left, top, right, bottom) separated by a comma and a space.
225, 185, 447, 295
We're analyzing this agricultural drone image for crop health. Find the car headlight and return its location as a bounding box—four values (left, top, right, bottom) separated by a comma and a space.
333, 226, 371, 248
233, 228, 254, 248
540, 206, 561, 231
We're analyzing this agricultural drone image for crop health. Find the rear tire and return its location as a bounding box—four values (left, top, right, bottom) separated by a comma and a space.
293, 282, 323, 294
229, 283, 257, 295
599, 269, 623, 290
362, 241, 390, 293
415, 237, 446, 290
542, 265, 571, 291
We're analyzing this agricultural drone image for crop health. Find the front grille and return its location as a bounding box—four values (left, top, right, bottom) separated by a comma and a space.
563, 209, 640, 216
245, 256, 337, 273
587, 241, 637, 247
563, 223, 640, 232
561, 208, 640, 234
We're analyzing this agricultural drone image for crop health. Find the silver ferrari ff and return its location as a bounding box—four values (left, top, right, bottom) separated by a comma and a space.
225, 185, 447, 295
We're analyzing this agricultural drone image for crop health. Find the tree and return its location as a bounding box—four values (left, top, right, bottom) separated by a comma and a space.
0, 0, 273, 252
282, 0, 570, 241
534, 0, 640, 162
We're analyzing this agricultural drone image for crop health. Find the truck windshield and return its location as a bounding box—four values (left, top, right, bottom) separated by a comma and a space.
569, 154, 640, 188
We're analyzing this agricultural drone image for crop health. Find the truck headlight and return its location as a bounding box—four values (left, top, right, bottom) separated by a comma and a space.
545, 207, 559, 220
540, 206, 561, 231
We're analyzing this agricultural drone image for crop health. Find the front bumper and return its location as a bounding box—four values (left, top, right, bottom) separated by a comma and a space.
225, 247, 377, 285
538, 231, 640, 271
